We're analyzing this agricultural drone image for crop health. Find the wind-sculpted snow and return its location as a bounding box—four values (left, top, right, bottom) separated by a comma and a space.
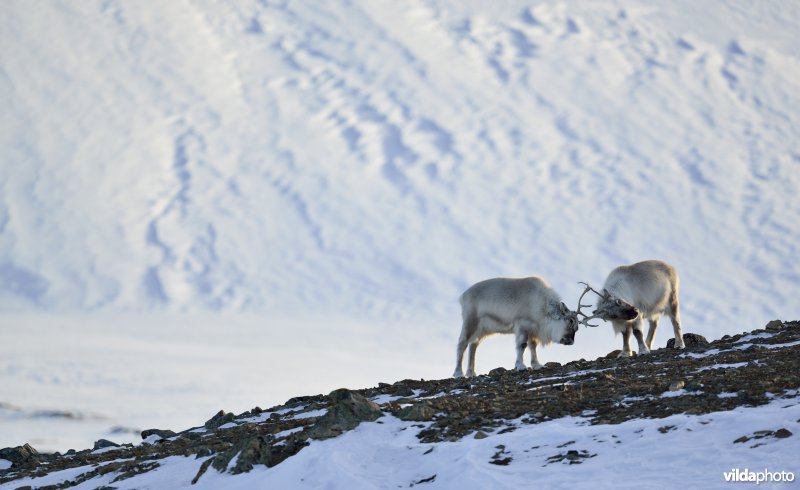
1, 1, 798, 331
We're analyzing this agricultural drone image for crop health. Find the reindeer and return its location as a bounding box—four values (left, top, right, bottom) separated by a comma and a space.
579, 260, 685, 357
453, 276, 588, 378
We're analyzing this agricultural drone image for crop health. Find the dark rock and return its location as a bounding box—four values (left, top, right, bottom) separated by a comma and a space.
179, 431, 202, 441
765, 320, 784, 331
209, 434, 308, 477
544, 362, 561, 368
141, 429, 177, 440
685, 381, 703, 391
489, 456, 512, 466
488, 367, 507, 377
667, 333, 709, 349
474, 431, 489, 439
212, 436, 273, 474
546, 449, 596, 465
191, 459, 213, 485
413, 474, 437, 485
204, 411, 235, 430
378, 382, 391, 388
231, 437, 277, 474
775, 428, 792, 438
93, 439, 119, 451
307, 389, 383, 440
397, 402, 436, 422
390, 385, 415, 397
285, 395, 324, 406
605, 350, 622, 359
0, 444, 39, 467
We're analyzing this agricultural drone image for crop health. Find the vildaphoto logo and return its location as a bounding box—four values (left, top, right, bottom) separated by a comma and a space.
724, 468, 795, 484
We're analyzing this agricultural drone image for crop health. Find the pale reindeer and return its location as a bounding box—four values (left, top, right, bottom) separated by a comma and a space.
580, 260, 685, 357
453, 276, 590, 378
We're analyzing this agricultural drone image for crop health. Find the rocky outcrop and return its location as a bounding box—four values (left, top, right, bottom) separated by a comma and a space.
141, 429, 177, 440
0, 444, 39, 469
307, 389, 383, 440
204, 410, 235, 430
667, 332, 709, 349
1, 320, 798, 487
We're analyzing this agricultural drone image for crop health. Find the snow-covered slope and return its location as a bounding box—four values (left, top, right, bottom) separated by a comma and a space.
3, 322, 799, 489
2, 0, 798, 327
6, 401, 800, 490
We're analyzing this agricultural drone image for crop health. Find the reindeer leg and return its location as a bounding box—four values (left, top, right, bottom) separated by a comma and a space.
466, 340, 480, 377
618, 323, 634, 358
669, 294, 685, 349
454, 314, 478, 378
528, 335, 543, 369
646, 316, 659, 350
632, 317, 650, 355
514, 330, 528, 371
454, 337, 467, 378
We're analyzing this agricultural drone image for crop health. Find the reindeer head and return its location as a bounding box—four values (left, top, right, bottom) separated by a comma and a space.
593, 292, 639, 321
556, 302, 580, 345
575, 282, 639, 326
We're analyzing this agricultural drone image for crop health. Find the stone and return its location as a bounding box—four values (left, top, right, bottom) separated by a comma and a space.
765, 320, 784, 331
307, 389, 383, 440
685, 381, 703, 392
397, 402, 436, 422
474, 431, 489, 440
0, 444, 39, 467
544, 362, 561, 368
774, 428, 793, 438
212, 436, 273, 474
390, 385, 415, 397
179, 431, 202, 441
488, 367, 507, 377
667, 333, 709, 349
92, 439, 119, 450
141, 429, 177, 440
204, 411, 235, 430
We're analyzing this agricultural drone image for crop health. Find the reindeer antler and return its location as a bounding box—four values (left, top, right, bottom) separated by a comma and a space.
576, 282, 603, 327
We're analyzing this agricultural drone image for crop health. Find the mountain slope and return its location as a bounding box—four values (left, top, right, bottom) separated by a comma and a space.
1, 0, 799, 333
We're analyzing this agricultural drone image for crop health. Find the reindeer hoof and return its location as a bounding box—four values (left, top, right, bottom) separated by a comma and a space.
531, 363, 544, 370
617, 350, 634, 358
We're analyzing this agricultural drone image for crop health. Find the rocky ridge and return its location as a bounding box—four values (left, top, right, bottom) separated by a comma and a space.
1, 320, 798, 488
